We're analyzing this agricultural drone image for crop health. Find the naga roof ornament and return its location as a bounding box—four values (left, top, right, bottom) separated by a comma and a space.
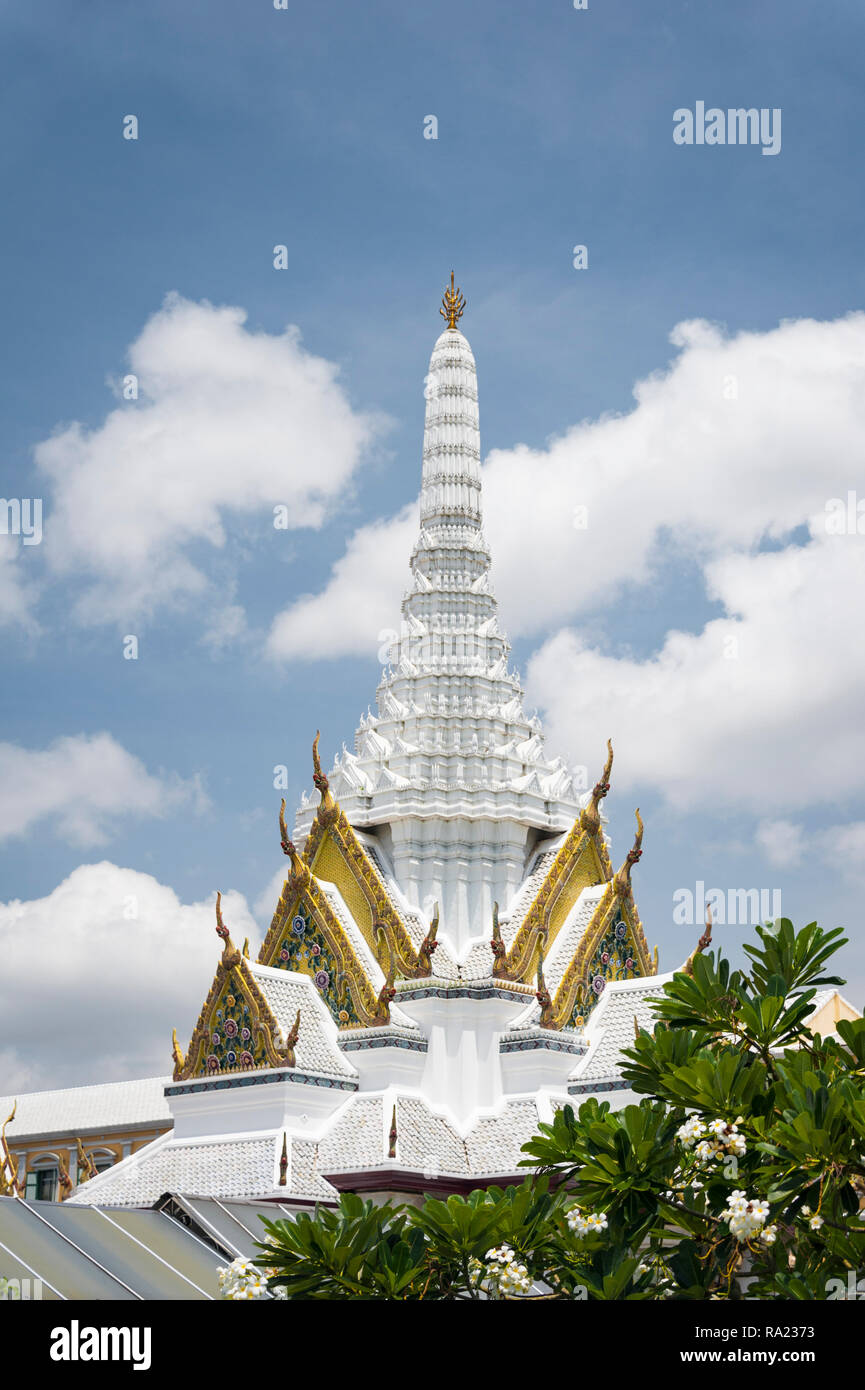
407, 902, 439, 978
682, 904, 714, 977
0, 1103, 21, 1197
171, 1028, 185, 1081
579, 738, 613, 835
215, 890, 242, 968
312, 730, 335, 814
58, 1152, 74, 1196
613, 810, 644, 898
279, 797, 312, 892
76, 1137, 97, 1182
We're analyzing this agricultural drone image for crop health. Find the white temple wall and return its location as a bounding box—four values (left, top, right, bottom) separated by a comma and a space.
387, 815, 530, 946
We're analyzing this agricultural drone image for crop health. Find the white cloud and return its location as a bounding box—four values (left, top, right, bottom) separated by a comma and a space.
756, 818, 865, 883
817, 822, 865, 880
35, 294, 385, 624
526, 533, 865, 813
0, 864, 260, 1091
756, 819, 806, 868
0, 534, 39, 631
0, 733, 205, 846
267, 504, 416, 661
202, 602, 247, 652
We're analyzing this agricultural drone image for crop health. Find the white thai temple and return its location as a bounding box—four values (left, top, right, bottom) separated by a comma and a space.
31, 279, 674, 1212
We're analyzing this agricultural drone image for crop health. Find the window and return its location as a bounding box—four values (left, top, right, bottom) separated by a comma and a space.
25, 1162, 58, 1202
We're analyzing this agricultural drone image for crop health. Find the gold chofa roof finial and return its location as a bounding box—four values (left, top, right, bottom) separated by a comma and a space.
440, 270, 466, 329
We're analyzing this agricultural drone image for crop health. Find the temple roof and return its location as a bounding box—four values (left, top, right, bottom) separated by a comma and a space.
68, 1093, 547, 1207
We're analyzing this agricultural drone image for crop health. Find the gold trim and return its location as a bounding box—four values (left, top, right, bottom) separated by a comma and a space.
303, 769, 424, 977
440, 271, 466, 329
171, 1028, 185, 1082
495, 745, 621, 983
579, 739, 613, 835
541, 820, 654, 1030
178, 897, 300, 1079
496, 826, 606, 982
0, 1103, 21, 1196
259, 803, 385, 1026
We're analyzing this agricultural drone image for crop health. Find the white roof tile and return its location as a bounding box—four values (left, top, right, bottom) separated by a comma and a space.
319, 1097, 385, 1170
250, 966, 358, 1080
69, 1132, 281, 1207
0, 1076, 171, 1142
571, 974, 672, 1084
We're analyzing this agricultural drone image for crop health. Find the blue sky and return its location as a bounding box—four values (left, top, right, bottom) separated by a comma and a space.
2, 0, 865, 1089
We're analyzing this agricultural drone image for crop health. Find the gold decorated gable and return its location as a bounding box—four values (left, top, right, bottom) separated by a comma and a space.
258, 870, 383, 1027
501, 820, 612, 982
178, 956, 291, 1082
543, 879, 655, 1032
302, 804, 421, 978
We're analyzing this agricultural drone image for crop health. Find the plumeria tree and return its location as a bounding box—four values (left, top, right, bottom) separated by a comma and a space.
217, 918, 865, 1300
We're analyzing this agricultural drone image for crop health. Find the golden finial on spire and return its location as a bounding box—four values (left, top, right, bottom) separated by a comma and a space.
440, 271, 466, 329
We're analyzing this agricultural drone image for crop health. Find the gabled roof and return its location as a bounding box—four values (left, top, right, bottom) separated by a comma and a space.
0, 1077, 171, 1144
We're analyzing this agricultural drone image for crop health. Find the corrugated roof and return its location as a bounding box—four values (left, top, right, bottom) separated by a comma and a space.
0, 1195, 225, 1299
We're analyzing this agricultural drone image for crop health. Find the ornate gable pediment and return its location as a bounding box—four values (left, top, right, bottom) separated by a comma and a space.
296, 735, 433, 980
258, 858, 387, 1029
495, 743, 616, 984
175, 896, 299, 1081
537, 811, 656, 1031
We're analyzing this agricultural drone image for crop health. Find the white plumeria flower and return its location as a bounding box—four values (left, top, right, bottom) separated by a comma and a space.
676, 1117, 707, 1147
720, 1192, 771, 1243
218, 1255, 279, 1300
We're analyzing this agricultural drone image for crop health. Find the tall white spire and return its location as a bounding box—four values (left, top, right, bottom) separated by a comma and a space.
295, 282, 584, 948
